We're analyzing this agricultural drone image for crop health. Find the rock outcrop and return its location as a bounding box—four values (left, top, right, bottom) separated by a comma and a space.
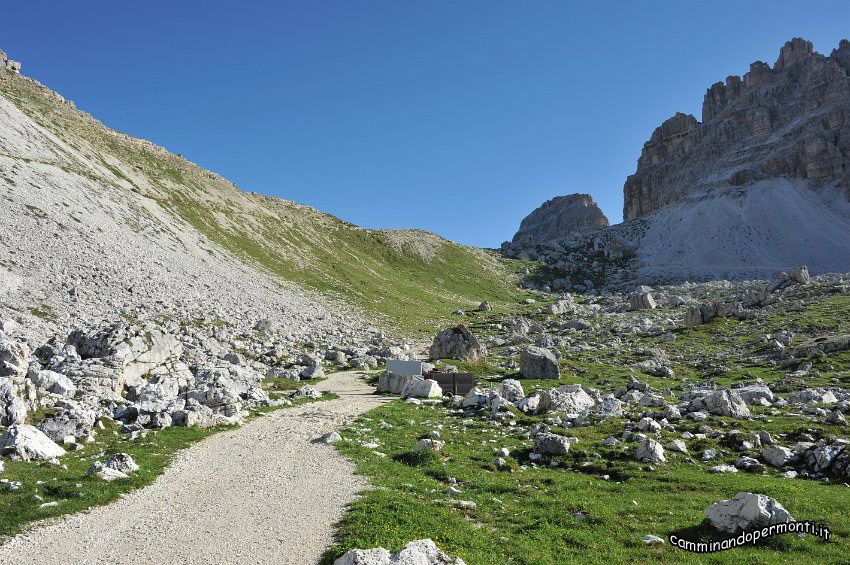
0, 50, 20, 74
511, 194, 609, 246
0, 424, 66, 461
624, 38, 850, 221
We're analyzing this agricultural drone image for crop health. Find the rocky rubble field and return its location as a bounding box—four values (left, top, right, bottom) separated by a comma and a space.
325, 267, 850, 563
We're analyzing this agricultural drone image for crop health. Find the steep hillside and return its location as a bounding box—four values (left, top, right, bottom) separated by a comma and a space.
0, 56, 518, 339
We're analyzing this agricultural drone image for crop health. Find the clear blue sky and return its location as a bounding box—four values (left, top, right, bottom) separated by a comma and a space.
3, 1, 848, 247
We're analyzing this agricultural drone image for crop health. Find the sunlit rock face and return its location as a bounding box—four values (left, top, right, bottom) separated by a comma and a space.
623, 38, 850, 221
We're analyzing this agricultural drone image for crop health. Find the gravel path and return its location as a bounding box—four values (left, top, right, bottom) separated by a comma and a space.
0, 371, 388, 565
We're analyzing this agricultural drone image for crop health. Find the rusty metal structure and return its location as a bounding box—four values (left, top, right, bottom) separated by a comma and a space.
424, 370, 476, 396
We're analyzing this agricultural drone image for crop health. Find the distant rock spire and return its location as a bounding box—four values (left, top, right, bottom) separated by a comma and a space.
511, 193, 608, 246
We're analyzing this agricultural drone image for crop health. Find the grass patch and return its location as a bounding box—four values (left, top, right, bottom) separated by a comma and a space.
29, 304, 57, 323
0, 421, 219, 539
324, 400, 850, 564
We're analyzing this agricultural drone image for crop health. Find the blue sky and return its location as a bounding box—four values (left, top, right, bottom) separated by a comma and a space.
3, 1, 848, 247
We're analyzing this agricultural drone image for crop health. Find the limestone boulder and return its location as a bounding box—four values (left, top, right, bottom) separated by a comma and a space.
0, 424, 66, 461
704, 492, 794, 534
539, 384, 594, 416
520, 346, 560, 380
401, 379, 442, 400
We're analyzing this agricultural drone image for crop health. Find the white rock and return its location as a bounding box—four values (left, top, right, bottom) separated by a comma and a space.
761, 446, 793, 467
334, 539, 465, 565
316, 431, 343, 444
461, 387, 487, 408
533, 432, 570, 455
0, 424, 66, 461
105, 453, 139, 473
29, 370, 76, 397
516, 394, 540, 413
638, 417, 661, 432
666, 439, 688, 453
539, 384, 594, 416
635, 437, 666, 463
705, 492, 794, 534
401, 379, 442, 400
413, 439, 445, 453
87, 462, 129, 481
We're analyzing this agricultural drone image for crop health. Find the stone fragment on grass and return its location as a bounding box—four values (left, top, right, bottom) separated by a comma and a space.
497, 379, 525, 403
697, 390, 751, 418
666, 439, 688, 453
539, 384, 594, 416
294, 385, 321, 399
705, 492, 794, 534
334, 539, 466, 565
734, 456, 763, 472
533, 432, 570, 455
709, 464, 739, 473
413, 439, 445, 453
635, 437, 666, 463
629, 291, 656, 310
761, 446, 794, 467
638, 417, 661, 432
520, 346, 560, 379
461, 387, 487, 408
105, 453, 139, 473
516, 394, 540, 413
87, 462, 128, 481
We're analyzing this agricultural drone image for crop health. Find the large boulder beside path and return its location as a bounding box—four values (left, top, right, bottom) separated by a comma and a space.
429, 325, 485, 362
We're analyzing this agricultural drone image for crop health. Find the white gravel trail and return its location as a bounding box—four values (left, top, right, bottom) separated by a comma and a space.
0, 371, 388, 565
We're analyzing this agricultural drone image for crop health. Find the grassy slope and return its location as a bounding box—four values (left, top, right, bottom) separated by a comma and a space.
0, 69, 521, 337
325, 400, 848, 564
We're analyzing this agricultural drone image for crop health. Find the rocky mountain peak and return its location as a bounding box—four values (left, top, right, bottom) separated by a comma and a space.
775, 37, 814, 69
510, 193, 609, 247
624, 37, 850, 221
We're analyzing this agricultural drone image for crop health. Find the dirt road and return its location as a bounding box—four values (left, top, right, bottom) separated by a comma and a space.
0, 371, 387, 565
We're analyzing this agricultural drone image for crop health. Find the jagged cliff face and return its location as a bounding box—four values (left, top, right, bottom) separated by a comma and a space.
623, 38, 850, 221
511, 194, 609, 246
